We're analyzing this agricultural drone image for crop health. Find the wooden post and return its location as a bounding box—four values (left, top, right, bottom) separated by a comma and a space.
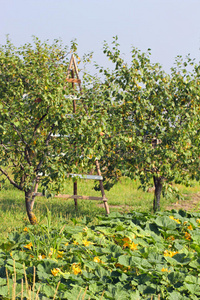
71, 68, 78, 210
95, 160, 110, 215
71, 69, 76, 113
73, 181, 78, 209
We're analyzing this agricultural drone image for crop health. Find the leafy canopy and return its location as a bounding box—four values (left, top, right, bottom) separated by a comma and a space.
0, 37, 109, 195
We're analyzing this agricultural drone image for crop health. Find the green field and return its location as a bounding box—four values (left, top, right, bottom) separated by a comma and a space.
1, 177, 199, 242
1, 179, 200, 299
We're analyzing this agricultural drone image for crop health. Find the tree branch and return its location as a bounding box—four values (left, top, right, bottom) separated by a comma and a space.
35, 124, 55, 172
0, 167, 23, 190
33, 107, 50, 136
1, 142, 25, 171
24, 146, 32, 166
9, 121, 29, 146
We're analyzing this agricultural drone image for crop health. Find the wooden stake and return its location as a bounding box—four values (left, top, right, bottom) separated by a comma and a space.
95, 160, 110, 214
73, 181, 78, 209
70, 68, 78, 210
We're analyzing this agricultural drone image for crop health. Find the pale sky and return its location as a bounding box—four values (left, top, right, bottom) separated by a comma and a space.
0, 0, 200, 74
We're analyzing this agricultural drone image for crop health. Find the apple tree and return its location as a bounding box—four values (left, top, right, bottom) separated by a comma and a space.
96, 37, 200, 211
0, 38, 108, 224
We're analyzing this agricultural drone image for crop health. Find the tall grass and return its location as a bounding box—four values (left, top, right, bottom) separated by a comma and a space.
0, 176, 199, 242
5, 261, 94, 300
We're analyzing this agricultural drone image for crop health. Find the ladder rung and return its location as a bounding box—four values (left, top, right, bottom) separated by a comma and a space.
55, 194, 107, 201
69, 174, 103, 180
66, 78, 81, 83
34, 192, 107, 201
36, 173, 103, 180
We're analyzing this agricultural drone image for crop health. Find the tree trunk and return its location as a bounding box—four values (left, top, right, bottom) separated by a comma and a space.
25, 190, 37, 225
153, 176, 163, 212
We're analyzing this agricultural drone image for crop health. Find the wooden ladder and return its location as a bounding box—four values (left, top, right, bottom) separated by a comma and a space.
56, 160, 109, 214
35, 160, 110, 215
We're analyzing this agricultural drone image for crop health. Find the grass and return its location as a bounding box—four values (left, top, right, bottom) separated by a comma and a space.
4, 264, 161, 300
175, 182, 200, 194
0, 177, 199, 242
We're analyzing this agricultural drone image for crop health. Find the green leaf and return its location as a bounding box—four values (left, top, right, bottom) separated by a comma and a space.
118, 255, 132, 267
168, 291, 187, 300
40, 284, 56, 298
0, 242, 15, 251
154, 216, 178, 230
0, 286, 8, 297
95, 265, 109, 281
0, 278, 6, 286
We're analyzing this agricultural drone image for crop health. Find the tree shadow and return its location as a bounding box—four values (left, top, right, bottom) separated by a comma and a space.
0, 192, 105, 223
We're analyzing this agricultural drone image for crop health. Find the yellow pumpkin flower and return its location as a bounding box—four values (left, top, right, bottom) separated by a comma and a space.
48, 248, 54, 257
72, 264, 82, 275
82, 240, 93, 247
51, 268, 61, 276
38, 254, 46, 260
49, 248, 63, 258
164, 250, 178, 257
123, 238, 138, 251
93, 256, 102, 263
185, 232, 191, 240
167, 236, 175, 241
24, 242, 33, 250
129, 242, 138, 251
123, 242, 130, 249
187, 225, 193, 230
161, 267, 170, 272
169, 216, 181, 224
57, 251, 63, 258
23, 227, 28, 232
93, 256, 104, 264
73, 241, 79, 245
